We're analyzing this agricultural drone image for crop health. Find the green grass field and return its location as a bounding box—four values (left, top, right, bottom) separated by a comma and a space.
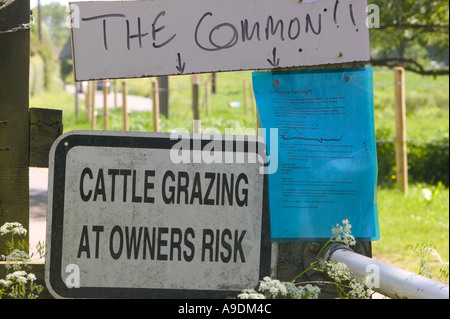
30, 67, 449, 282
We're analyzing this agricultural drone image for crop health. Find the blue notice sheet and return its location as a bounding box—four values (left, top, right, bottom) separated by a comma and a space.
253, 68, 379, 242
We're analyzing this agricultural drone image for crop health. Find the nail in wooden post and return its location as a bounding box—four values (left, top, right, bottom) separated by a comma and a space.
394, 66, 408, 194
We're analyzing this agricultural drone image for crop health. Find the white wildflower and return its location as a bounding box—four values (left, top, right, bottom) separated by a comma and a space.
298, 284, 321, 299
237, 289, 266, 299
326, 261, 352, 283
332, 219, 356, 246
258, 277, 287, 298
0, 279, 12, 288
0, 222, 27, 236
421, 188, 433, 201
6, 249, 29, 262
348, 277, 371, 299
282, 281, 303, 299
27, 273, 37, 282
282, 282, 321, 299
6, 270, 28, 281
423, 246, 443, 263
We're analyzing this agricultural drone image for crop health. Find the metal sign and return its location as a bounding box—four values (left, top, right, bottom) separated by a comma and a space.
70, 0, 370, 80
45, 131, 270, 298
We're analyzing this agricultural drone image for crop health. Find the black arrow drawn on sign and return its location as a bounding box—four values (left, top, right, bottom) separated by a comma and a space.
176, 53, 186, 74
267, 47, 280, 67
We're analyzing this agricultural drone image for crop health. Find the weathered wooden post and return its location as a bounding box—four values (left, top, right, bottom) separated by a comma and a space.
114, 79, 118, 108
122, 81, 129, 131
103, 80, 109, 130
90, 81, 96, 129
151, 79, 160, 132
0, 0, 31, 249
85, 81, 91, 119
243, 80, 249, 114
394, 66, 408, 194
205, 75, 211, 116
191, 75, 201, 133
157, 76, 169, 119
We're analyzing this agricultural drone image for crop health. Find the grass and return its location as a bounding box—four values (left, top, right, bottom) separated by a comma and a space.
373, 183, 449, 280
373, 68, 449, 141
125, 72, 258, 133
30, 68, 449, 282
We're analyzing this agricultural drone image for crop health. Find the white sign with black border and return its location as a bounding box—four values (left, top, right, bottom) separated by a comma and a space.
45, 131, 271, 298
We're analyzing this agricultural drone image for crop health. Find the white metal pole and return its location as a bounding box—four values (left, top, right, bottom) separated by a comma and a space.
327, 244, 449, 299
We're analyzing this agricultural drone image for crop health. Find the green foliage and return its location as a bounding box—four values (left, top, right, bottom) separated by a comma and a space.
30, 15, 61, 90
0, 223, 45, 299
376, 134, 449, 187
37, 3, 70, 48
373, 183, 449, 276
410, 243, 449, 282
370, 0, 449, 75
238, 220, 372, 299
29, 54, 45, 96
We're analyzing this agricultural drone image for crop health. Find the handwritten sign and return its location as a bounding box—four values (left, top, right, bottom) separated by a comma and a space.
70, 0, 370, 80
45, 131, 271, 298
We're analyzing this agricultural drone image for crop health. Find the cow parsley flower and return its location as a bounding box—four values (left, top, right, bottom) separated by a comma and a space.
237, 289, 265, 299
6, 271, 28, 281
348, 277, 371, 299
0, 222, 27, 236
0, 279, 12, 288
326, 261, 352, 283
258, 277, 287, 298
284, 282, 321, 299
331, 219, 356, 246
7, 249, 29, 261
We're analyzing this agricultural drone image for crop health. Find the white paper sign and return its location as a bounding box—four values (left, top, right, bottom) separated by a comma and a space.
70, 0, 370, 80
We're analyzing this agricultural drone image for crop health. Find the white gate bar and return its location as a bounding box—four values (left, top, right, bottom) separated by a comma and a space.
326, 244, 449, 299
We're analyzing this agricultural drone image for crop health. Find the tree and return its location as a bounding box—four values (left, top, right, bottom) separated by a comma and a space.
34, 2, 69, 48
370, 0, 449, 76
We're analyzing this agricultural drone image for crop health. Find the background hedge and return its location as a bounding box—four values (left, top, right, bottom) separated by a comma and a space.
376, 135, 449, 187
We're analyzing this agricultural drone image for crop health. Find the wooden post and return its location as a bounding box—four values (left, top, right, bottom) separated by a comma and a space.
151, 80, 160, 132
191, 75, 201, 133
394, 66, 408, 194
211, 72, 217, 94
205, 76, 211, 116
29, 108, 63, 168
251, 80, 257, 117
0, 0, 30, 249
114, 79, 118, 108
122, 81, 129, 131
85, 81, 91, 120
103, 80, 109, 130
90, 81, 96, 130
243, 80, 248, 114
158, 76, 169, 119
